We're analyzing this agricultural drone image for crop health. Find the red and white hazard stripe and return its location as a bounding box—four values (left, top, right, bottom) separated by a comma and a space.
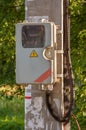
34, 68, 51, 83
25, 85, 32, 100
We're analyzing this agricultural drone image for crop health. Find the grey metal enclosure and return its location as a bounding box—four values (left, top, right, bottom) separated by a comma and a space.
16, 22, 56, 84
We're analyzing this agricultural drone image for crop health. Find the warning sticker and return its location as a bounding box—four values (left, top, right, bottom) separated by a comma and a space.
30, 50, 38, 57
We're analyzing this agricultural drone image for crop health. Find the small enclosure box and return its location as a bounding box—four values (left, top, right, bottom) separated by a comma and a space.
16, 22, 56, 84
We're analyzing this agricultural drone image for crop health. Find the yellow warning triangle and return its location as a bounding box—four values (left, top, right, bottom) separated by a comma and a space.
30, 50, 38, 57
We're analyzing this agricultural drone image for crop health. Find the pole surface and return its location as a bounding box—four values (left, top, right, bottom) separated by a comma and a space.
25, 0, 70, 129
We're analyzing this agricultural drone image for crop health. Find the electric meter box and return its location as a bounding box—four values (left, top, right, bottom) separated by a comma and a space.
16, 22, 56, 84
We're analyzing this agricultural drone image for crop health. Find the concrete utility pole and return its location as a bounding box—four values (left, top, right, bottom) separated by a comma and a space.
24, 0, 71, 130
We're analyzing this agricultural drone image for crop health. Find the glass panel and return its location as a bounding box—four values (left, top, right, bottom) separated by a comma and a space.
22, 25, 45, 48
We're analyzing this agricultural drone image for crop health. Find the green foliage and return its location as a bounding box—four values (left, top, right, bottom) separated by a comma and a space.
0, 121, 23, 130
0, 85, 24, 99
0, 0, 24, 84
0, 96, 24, 130
70, 0, 86, 129
0, 1, 25, 129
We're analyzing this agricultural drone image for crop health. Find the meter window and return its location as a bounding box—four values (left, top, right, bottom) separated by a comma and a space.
22, 25, 45, 48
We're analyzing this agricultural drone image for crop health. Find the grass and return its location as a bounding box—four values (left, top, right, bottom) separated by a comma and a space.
0, 86, 24, 130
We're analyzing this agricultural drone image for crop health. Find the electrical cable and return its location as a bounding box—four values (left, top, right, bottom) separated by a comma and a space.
46, 90, 71, 122
72, 113, 81, 130
46, 0, 74, 123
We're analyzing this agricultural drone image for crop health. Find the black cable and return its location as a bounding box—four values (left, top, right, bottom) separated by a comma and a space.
46, 91, 70, 122
46, 0, 74, 123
